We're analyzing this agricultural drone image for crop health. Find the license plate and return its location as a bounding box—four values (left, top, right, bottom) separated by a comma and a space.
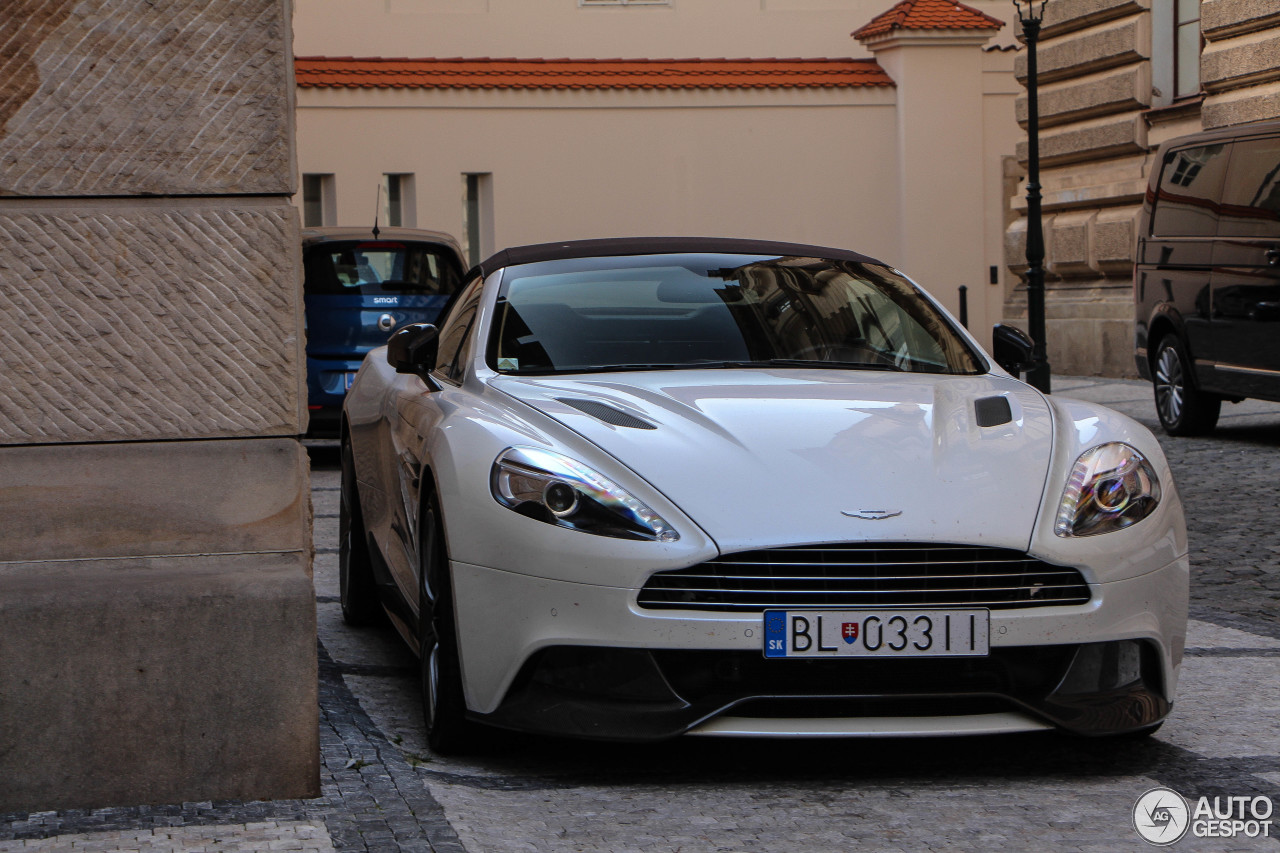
343, 371, 358, 390
763, 609, 989, 659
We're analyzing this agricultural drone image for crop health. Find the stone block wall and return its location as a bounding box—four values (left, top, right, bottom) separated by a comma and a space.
1201, 0, 1280, 129
0, 0, 316, 811
1003, 0, 1280, 377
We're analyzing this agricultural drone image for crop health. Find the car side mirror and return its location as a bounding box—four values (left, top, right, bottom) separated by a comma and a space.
387, 323, 440, 375
992, 324, 1035, 375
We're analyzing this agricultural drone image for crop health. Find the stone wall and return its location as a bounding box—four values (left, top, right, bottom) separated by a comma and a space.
0, 0, 316, 811
1003, 0, 1280, 377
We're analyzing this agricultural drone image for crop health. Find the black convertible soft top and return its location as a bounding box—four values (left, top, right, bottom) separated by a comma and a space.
474, 237, 883, 278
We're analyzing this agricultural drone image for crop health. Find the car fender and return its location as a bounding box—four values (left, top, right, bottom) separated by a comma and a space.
413, 375, 720, 590
1027, 394, 1187, 582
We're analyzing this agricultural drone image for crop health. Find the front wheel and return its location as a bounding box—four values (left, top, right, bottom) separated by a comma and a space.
418, 487, 477, 755
1152, 336, 1220, 436
339, 437, 381, 626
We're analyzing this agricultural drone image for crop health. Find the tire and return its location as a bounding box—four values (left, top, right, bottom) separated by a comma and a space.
1152, 336, 1220, 436
339, 437, 382, 626
418, 486, 477, 755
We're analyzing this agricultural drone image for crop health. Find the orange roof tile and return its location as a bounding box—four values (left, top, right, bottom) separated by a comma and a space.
852, 0, 1004, 40
295, 57, 894, 91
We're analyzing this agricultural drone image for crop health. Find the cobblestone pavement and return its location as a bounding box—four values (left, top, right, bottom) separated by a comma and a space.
3, 375, 1280, 852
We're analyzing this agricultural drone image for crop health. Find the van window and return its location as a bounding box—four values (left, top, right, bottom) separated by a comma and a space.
1149, 143, 1231, 237
1218, 137, 1280, 238
304, 240, 463, 296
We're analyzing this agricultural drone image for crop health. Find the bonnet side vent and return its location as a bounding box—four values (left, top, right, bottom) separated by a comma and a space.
974, 396, 1013, 428
557, 398, 657, 430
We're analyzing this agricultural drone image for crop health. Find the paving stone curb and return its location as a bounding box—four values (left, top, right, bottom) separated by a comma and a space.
313, 644, 466, 853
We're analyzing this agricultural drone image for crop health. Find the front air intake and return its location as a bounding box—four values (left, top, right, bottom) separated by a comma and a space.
637, 543, 1091, 612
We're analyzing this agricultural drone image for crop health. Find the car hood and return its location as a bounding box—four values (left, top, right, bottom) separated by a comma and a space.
490, 369, 1054, 553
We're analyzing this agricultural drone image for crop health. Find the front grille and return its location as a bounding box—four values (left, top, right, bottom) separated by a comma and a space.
637, 543, 1092, 612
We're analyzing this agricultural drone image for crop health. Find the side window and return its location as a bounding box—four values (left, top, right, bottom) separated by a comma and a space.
1150, 143, 1231, 237
433, 275, 485, 384
1218, 137, 1280, 238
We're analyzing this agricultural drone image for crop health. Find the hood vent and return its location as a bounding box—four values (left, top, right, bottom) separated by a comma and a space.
557, 398, 657, 430
974, 396, 1013, 428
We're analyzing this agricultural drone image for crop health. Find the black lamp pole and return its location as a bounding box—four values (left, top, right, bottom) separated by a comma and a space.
1015, 0, 1051, 393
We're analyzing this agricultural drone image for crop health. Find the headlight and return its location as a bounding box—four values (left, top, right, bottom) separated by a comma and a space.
491, 447, 679, 542
1055, 442, 1161, 537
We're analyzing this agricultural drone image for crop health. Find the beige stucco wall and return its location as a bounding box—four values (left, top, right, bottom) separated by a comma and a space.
294, 0, 1020, 61
296, 79, 1015, 329
982, 48, 1024, 339
298, 87, 898, 243
293, 0, 1024, 335
866, 32, 1020, 339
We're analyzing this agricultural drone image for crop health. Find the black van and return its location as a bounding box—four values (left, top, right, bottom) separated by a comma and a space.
1135, 119, 1280, 435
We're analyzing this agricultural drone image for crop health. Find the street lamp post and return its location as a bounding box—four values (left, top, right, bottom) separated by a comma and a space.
1014, 0, 1051, 393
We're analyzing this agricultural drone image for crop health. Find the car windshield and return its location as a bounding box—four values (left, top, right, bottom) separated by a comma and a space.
489, 253, 984, 375
304, 240, 463, 296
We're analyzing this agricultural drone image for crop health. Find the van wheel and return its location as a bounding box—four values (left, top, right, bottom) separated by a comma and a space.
340, 437, 381, 625
1153, 336, 1220, 436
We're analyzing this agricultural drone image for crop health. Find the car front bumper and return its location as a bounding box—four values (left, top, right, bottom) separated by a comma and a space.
451, 555, 1188, 740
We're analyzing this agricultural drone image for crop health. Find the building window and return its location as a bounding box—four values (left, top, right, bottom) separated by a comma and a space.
382, 173, 415, 228
302, 174, 335, 227
1174, 0, 1201, 100
462, 173, 493, 267
1151, 1, 1202, 108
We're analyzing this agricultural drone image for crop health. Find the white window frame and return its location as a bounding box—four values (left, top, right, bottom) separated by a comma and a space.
461, 172, 494, 267
302, 173, 336, 227
381, 173, 416, 228
1151, 1, 1201, 108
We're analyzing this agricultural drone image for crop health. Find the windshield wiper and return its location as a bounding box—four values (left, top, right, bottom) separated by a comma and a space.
505, 359, 907, 376
508, 363, 727, 375
571, 362, 736, 373
759, 358, 905, 372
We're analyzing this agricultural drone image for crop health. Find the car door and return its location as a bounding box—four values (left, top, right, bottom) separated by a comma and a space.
382, 274, 487, 620
1209, 134, 1280, 399
1138, 140, 1232, 389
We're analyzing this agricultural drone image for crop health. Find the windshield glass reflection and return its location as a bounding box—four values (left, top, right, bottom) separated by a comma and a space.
490, 253, 983, 376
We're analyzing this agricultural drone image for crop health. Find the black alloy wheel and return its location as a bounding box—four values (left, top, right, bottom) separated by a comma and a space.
418, 486, 476, 755
1152, 336, 1220, 436
339, 437, 381, 626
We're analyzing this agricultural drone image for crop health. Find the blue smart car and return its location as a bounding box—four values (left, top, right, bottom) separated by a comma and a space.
303, 227, 466, 436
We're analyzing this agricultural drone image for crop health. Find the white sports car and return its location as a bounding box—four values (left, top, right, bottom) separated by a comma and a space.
339, 237, 1188, 754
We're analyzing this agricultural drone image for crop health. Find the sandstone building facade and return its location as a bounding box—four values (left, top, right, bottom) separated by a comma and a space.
0, 0, 316, 810
1004, 0, 1280, 377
